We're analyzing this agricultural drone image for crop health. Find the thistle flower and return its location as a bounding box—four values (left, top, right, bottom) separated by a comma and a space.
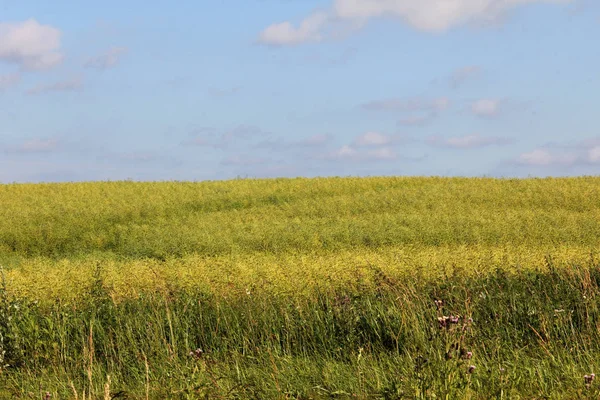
189, 348, 204, 359
438, 316, 449, 329
468, 365, 476, 374
438, 316, 450, 328
464, 351, 473, 360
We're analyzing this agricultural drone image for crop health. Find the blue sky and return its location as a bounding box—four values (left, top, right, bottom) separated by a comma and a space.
1, 0, 599, 182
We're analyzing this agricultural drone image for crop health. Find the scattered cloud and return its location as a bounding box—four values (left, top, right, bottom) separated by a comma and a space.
328, 145, 357, 159
517, 149, 578, 166
0, 19, 63, 70
366, 147, 397, 160
471, 98, 501, 117
221, 155, 269, 166
363, 97, 449, 126
298, 133, 331, 146
255, 137, 287, 150
427, 134, 513, 148
223, 124, 270, 141
397, 114, 437, 126
4, 138, 60, 154
258, 0, 573, 46
257, 133, 333, 150
363, 97, 449, 112
0, 72, 20, 90
353, 131, 412, 147
26, 76, 84, 95
183, 124, 270, 149
184, 136, 214, 147
515, 137, 600, 167
208, 86, 242, 97
258, 11, 329, 46
115, 153, 161, 163
589, 146, 600, 163
323, 145, 398, 162
450, 65, 482, 88
181, 128, 221, 149
84, 46, 128, 70
353, 131, 391, 147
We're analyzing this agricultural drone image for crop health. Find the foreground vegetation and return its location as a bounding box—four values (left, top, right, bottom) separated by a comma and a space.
1, 176, 599, 398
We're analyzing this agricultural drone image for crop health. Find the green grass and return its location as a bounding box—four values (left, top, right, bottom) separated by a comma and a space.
1, 176, 600, 398
3, 263, 600, 398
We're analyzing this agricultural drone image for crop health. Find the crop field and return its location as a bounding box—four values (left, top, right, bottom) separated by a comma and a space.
1, 176, 600, 399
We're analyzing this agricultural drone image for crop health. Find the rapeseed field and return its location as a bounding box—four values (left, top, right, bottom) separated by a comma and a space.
1, 176, 600, 398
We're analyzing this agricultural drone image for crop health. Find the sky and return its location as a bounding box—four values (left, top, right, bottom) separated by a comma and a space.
0, 0, 599, 183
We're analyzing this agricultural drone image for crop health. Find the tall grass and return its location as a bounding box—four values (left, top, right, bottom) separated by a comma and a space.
3, 262, 600, 398
1, 176, 600, 398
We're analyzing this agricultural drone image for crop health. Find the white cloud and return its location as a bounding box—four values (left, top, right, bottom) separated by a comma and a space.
0, 72, 20, 90
517, 149, 578, 166
259, 0, 572, 45
329, 145, 358, 159
0, 19, 63, 70
471, 98, 501, 117
516, 137, 600, 167
363, 97, 449, 112
367, 147, 396, 160
428, 134, 513, 148
518, 149, 553, 165
589, 146, 600, 163
27, 76, 83, 95
353, 131, 391, 146
84, 46, 128, 70
324, 144, 397, 161
258, 11, 329, 46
